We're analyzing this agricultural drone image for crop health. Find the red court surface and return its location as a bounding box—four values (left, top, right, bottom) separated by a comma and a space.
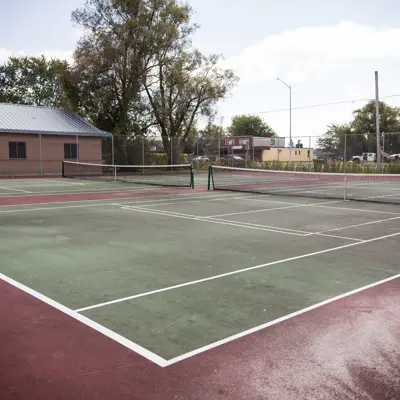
2, 276, 399, 400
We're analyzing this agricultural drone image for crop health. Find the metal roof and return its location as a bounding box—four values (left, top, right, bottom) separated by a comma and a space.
0, 103, 112, 137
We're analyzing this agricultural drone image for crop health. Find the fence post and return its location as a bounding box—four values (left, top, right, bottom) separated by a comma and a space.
111, 134, 115, 165
76, 134, 79, 161
170, 138, 173, 165
39, 133, 43, 176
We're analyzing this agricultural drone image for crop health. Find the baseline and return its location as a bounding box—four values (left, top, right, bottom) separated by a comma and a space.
165, 272, 400, 366
0, 273, 168, 367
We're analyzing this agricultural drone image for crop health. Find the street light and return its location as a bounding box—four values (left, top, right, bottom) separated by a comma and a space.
277, 78, 292, 162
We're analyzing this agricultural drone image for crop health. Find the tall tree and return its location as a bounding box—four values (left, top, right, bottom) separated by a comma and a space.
351, 100, 400, 153
144, 48, 237, 163
0, 56, 71, 107
71, 0, 184, 135
200, 123, 225, 138
318, 101, 400, 157
228, 115, 277, 137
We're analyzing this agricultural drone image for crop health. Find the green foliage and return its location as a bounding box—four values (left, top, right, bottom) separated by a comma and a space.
200, 124, 225, 138
71, 0, 237, 163
318, 101, 400, 156
228, 115, 277, 137
0, 56, 72, 108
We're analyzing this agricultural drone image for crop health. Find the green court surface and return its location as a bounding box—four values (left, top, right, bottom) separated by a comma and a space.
1, 184, 399, 362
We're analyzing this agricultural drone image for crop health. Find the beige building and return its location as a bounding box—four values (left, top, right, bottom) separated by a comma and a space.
0, 103, 111, 176
262, 147, 312, 162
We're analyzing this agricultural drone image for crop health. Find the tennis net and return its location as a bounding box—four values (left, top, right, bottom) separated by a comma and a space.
208, 165, 400, 204
63, 161, 194, 188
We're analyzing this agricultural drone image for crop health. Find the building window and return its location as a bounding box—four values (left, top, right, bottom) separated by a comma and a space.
64, 143, 78, 159
307, 150, 310, 158
9, 142, 26, 159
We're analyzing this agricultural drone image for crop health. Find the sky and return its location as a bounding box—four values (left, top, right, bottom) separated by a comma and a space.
1, 0, 400, 144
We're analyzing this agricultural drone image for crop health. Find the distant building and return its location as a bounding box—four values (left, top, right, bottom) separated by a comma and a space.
0, 103, 111, 176
219, 135, 312, 162
262, 147, 312, 162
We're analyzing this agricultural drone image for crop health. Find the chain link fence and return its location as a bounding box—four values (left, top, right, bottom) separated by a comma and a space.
1, 132, 400, 177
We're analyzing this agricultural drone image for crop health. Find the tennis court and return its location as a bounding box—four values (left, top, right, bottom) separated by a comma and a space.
1, 168, 400, 399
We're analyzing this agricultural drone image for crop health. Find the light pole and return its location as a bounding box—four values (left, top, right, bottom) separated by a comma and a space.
277, 78, 292, 162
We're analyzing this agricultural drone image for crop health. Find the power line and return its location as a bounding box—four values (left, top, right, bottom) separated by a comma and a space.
220, 94, 400, 119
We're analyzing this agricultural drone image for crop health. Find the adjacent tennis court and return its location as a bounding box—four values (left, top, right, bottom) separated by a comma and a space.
1, 167, 399, 399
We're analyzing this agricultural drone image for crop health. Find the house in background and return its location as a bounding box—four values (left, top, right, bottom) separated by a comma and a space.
0, 103, 111, 176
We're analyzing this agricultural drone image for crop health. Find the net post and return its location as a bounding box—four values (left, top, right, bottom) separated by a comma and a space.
114, 165, 117, 181
190, 165, 195, 189
141, 136, 145, 174
207, 166, 212, 190
61, 161, 65, 177
111, 134, 115, 165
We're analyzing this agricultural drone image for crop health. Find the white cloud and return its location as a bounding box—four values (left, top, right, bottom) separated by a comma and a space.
221, 21, 400, 84
217, 21, 400, 140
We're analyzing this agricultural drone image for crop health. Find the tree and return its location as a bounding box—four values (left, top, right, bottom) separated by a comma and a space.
71, 0, 237, 164
143, 36, 237, 163
228, 115, 277, 137
351, 100, 400, 153
317, 123, 362, 158
318, 101, 400, 158
193, 123, 225, 156
71, 0, 166, 135
0, 56, 71, 107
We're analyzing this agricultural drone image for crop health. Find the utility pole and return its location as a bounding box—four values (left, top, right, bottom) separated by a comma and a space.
277, 78, 292, 162
375, 71, 381, 172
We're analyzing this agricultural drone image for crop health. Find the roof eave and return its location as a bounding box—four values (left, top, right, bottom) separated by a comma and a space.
0, 129, 112, 137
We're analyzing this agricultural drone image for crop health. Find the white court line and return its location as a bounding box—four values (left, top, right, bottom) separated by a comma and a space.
203, 200, 342, 218
130, 205, 362, 241
315, 215, 400, 234
117, 194, 252, 207
205, 204, 306, 218
50, 179, 86, 185
0, 193, 244, 213
314, 233, 364, 242
203, 218, 361, 241
0, 273, 168, 367
0, 185, 168, 197
122, 204, 310, 234
361, 192, 400, 200
245, 196, 400, 215
118, 205, 307, 236
75, 231, 400, 313
119, 203, 364, 240
203, 216, 311, 234
165, 272, 400, 366
0, 186, 32, 193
